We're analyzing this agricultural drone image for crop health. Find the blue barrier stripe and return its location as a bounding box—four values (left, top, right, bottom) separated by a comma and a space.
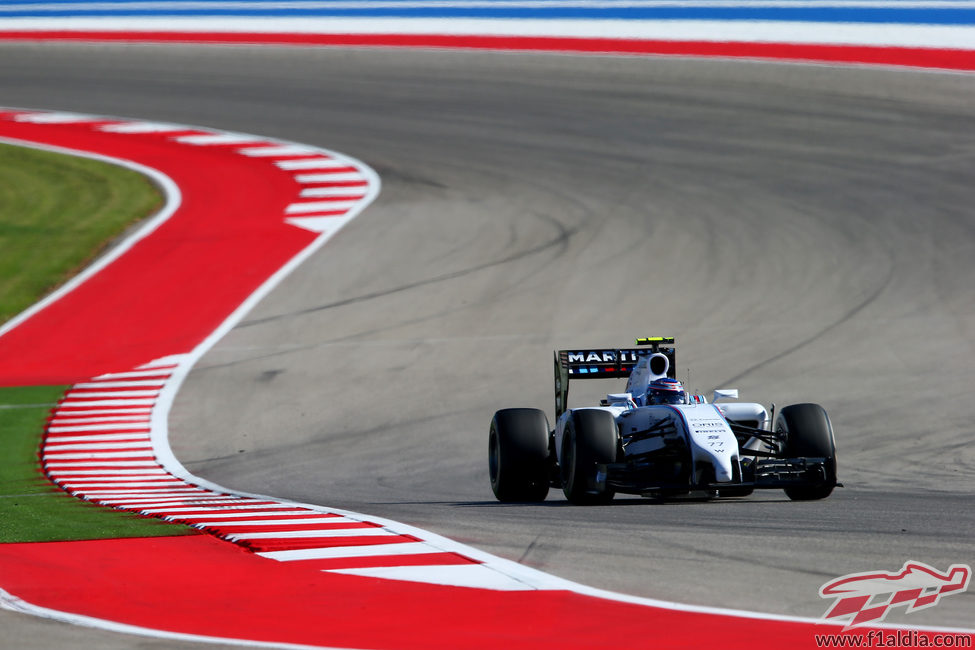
2, 3, 975, 23
4, 0, 974, 4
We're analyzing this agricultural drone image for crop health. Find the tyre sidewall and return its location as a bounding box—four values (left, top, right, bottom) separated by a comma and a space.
490, 408, 551, 502
561, 409, 618, 504
776, 403, 837, 500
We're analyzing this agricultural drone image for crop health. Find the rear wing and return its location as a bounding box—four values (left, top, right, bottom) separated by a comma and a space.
554, 337, 676, 418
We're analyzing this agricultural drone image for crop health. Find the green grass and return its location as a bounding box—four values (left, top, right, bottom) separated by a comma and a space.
0, 385, 196, 543
0, 142, 189, 541
0, 141, 163, 325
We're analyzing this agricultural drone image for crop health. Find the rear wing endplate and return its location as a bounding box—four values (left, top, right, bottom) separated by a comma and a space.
554, 337, 676, 418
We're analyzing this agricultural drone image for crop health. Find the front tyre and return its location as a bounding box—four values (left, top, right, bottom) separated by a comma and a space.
776, 403, 837, 501
489, 408, 551, 502
561, 409, 618, 505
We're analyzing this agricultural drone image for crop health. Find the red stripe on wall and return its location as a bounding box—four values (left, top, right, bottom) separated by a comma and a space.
0, 31, 973, 71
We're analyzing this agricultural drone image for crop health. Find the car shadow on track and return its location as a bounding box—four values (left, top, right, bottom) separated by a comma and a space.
447, 495, 797, 507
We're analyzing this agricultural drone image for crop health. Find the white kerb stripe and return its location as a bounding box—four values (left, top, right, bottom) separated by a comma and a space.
45, 442, 151, 451
274, 158, 345, 170
74, 487, 202, 494
237, 145, 318, 157
74, 489, 203, 496
43, 452, 155, 460
65, 390, 160, 398
97, 493, 232, 502
285, 216, 352, 234
58, 399, 156, 409
174, 133, 262, 145
295, 173, 367, 183
110, 495, 244, 504
141, 507, 310, 516
13, 111, 99, 123
152, 501, 290, 512
132, 503, 285, 513
260, 542, 438, 561
48, 423, 152, 432
151, 507, 295, 516
112, 497, 245, 507
49, 416, 150, 424
51, 469, 169, 476
45, 433, 152, 443
300, 187, 367, 198
74, 380, 165, 389
94, 368, 173, 379
44, 434, 152, 454
86, 485, 206, 493
124, 497, 267, 505
53, 408, 153, 416
192, 517, 346, 527
44, 461, 158, 468
56, 477, 186, 490
53, 474, 178, 481
327, 565, 535, 591
285, 200, 358, 214
227, 527, 393, 541
136, 355, 183, 368
99, 122, 190, 134
289, 172, 364, 182
151, 508, 314, 517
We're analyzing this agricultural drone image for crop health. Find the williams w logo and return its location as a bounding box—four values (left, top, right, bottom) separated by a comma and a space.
820, 561, 971, 627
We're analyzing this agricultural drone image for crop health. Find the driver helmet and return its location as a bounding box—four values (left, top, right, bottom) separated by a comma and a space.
647, 377, 686, 405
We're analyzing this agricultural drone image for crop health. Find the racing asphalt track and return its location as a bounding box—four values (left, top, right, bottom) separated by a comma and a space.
1, 42, 974, 648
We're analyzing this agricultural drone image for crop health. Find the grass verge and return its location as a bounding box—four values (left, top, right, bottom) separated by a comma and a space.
0, 141, 163, 325
0, 385, 195, 543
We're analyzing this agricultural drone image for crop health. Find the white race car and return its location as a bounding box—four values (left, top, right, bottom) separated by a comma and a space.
488, 337, 838, 504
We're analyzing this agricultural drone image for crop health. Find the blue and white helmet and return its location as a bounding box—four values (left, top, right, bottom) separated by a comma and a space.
647, 377, 686, 405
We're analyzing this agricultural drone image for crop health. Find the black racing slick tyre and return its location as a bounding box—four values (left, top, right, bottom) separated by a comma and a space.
561, 409, 618, 505
776, 403, 838, 501
489, 408, 551, 502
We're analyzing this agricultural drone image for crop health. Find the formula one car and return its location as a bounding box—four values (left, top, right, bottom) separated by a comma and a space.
488, 337, 838, 504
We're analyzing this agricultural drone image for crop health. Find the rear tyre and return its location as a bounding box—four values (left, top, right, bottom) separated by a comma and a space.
489, 408, 551, 502
776, 403, 837, 501
561, 409, 618, 505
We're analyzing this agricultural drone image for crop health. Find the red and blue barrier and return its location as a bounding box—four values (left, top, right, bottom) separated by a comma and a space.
1, 0, 974, 70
